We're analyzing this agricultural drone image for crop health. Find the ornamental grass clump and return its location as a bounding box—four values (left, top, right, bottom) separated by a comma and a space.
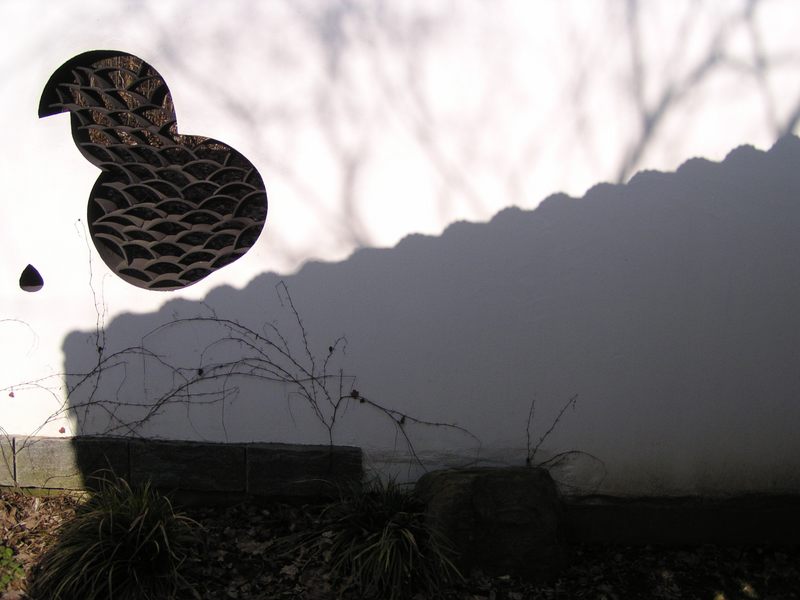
27, 469, 200, 600
321, 478, 462, 600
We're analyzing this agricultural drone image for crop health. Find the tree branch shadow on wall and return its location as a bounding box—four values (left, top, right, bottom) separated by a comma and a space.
61, 134, 800, 495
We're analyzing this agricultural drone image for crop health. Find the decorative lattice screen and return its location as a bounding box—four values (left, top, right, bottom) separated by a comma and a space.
40, 50, 268, 290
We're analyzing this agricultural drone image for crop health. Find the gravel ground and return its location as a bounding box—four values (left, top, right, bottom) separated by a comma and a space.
1, 488, 798, 599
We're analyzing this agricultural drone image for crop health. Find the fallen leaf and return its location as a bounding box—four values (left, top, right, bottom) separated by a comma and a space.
280, 564, 299, 579
236, 539, 270, 555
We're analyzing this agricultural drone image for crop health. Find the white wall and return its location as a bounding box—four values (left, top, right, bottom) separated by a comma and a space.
3, 0, 800, 495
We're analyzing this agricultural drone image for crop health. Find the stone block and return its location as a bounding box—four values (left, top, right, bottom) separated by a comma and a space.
15, 436, 129, 489
0, 437, 14, 485
246, 443, 362, 498
130, 439, 246, 492
415, 467, 566, 581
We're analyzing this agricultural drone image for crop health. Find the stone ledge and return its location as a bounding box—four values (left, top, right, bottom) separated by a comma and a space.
2, 436, 362, 502
130, 439, 245, 492
416, 467, 800, 551
0, 438, 15, 486
246, 443, 362, 498
564, 494, 800, 545
15, 436, 128, 489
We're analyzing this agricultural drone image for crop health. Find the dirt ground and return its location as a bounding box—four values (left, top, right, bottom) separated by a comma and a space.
1, 488, 798, 599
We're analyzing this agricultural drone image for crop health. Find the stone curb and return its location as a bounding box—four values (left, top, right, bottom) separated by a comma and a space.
564, 494, 800, 545
1, 436, 362, 501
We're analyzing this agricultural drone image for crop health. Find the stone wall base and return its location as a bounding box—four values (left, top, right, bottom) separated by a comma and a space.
0, 436, 362, 503
2, 441, 798, 544
565, 494, 800, 546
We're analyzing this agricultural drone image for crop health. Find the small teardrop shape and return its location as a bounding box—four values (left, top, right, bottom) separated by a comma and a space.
19, 264, 44, 292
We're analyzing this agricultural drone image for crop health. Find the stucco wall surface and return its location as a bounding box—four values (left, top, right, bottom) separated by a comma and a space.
3, 1, 800, 496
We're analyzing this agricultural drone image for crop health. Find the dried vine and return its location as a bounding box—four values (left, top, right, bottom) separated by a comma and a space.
3, 247, 597, 486
2, 281, 479, 472
525, 393, 607, 492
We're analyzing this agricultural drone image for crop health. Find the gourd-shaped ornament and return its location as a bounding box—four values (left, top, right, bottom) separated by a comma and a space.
39, 50, 268, 290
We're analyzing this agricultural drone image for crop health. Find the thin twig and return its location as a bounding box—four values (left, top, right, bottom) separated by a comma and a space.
7, 280, 477, 475
527, 393, 579, 466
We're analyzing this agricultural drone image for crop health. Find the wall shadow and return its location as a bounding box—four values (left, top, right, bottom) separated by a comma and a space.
63, 135, 800, 495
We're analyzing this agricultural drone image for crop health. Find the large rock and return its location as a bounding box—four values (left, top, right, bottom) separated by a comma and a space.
415, 467, 566, 581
